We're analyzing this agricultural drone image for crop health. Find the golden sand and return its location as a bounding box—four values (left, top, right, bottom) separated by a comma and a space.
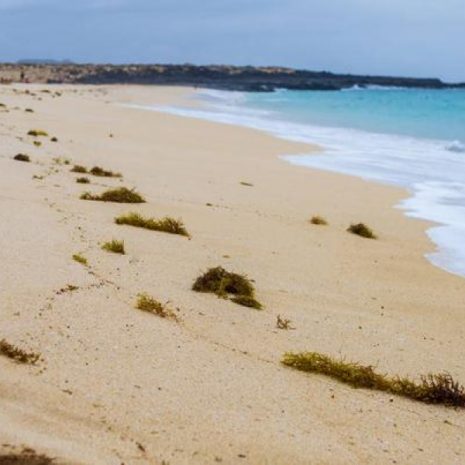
1, 84, 464, 465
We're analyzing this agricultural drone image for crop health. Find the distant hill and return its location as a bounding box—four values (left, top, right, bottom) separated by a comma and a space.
17, 59, 75, 65
2, 63, 464, 91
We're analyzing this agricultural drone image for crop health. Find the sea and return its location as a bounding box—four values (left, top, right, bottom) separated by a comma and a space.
150, 86, 465, 278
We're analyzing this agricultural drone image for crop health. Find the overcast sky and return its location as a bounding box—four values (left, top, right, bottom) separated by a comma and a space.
0, 0, 464, 82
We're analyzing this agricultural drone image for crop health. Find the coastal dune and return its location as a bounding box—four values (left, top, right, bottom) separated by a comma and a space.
1, 84, 465, 465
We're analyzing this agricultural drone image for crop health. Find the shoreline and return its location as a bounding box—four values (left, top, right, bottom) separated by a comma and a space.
1, 84, 465, 465
151, 87, 464, 279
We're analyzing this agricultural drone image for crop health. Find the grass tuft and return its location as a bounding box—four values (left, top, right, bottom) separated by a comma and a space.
27, 129, 48, 137
0, 339, 40, 364
347, 223, 377, 239
80, 187, 145, 203
33, 141, 42, 147
25, 108, 34, 113
115, 212, 189, 236
50, 136, 58, 142
89, 166, 122, 178
240, 181, 254, 187
282, 352, 465, 407
72, 253, 88, 266
101, 239, 125, 254
310, 215, 328, 226
76, 177, 90, 184
13, 153, 30, 162
136, 293, 178, 320
71, 165, 87, 173
193, 266, 262, 309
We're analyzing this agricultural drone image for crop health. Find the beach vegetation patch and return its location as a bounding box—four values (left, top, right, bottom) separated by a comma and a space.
136, 293, 178, 320
0, 339, 40, 365
240, 181, 254, 187
13, 153, 30, 162
27, 129, 48, 137
193, 266, 262, 309
71, 165, 87, 173
347, 223, 377, 239
115, 212, 189, 236
101, 239, 125, 254
310, 215, 328, 226
33, 141, 42, 147
25, 108, 34, 113
89, 166, 122, 178
76, 177, 90, 184
282, 351, 465, 407
72, 253, 88, 266
80, 187, 145, 203
50, 137, 58, 142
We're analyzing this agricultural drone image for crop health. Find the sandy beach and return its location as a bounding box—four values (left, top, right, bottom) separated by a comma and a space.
1, 84, 465, 465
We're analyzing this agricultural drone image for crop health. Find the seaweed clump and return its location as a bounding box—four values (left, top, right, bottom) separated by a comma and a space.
310, 215, 328, 226
13, 154, 30, 162
136, 293, 178, 321
276, 315, 293, 330
27, 129, 48, 137
80, 187, 145, 203
101, 239, 125, 254
193, 266, 262, 309
0, 448, 53, 465
115, 212, 189, 236
282, 351, 465, 407
89, 166, 122, 178
347, 223, 377, 239
0, 339, 40, 365
72, 253, 88, 266
230, 295, 262, 309
71, 165, 87, 173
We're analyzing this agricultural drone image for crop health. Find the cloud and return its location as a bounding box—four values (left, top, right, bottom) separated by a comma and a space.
0, 0, 463, 81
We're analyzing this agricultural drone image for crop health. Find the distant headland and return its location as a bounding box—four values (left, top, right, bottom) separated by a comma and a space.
0, 63, 464, 91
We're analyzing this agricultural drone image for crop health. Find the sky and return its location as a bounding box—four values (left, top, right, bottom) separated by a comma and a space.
0, 0, 464, 82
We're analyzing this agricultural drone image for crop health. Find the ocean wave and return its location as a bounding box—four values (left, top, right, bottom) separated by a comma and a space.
195, 88, 247, 105
342, 84, 410, 91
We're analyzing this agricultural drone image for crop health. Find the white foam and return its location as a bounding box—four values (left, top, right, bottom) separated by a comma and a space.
131, 93, 465, 278
446, 140, 465, 153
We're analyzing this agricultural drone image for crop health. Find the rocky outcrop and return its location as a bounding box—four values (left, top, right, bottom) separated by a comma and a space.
0, 63, 463, 91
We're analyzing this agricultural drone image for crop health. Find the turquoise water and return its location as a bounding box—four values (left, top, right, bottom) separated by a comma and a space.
245, 88, 465, 143
145, 87, 465, 278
